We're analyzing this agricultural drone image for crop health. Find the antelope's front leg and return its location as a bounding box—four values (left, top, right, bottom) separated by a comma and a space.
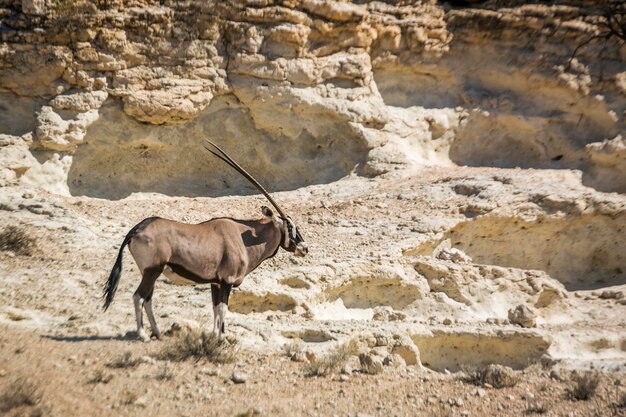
210, 284, 220, 335
217, 283, 233, 340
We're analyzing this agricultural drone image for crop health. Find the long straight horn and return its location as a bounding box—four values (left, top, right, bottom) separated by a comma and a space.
203, 140, 287, 219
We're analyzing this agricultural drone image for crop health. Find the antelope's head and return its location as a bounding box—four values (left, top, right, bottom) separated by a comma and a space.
205, 140, 309, 258
262, 206, 308, 257
285, 216, 308, 257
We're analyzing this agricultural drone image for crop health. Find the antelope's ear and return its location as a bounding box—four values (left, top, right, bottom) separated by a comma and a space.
261, 206, 273, 218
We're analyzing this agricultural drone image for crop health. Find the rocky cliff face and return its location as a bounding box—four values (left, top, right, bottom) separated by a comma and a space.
1, 0, 624, 198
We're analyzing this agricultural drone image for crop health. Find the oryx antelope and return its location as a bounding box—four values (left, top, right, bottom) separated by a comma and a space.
103, 140, 308, 341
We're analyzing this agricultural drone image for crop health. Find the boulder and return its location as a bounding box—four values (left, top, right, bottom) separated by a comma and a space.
508, 305, 537, 328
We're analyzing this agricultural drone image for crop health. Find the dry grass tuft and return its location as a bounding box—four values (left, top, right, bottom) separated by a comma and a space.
0, 226, 36, 256
567, 372, 600, 401
304, 340, 358, 377
159, 328, 236, 363
155, 364, 175, 381
461, 365, 486, 386
0, 378, 42, 413
610, 390, 626, 415
87, 369, 113, 384
107, 351, 141, 369
461, 364, 520, 388
120, 390, 139, 406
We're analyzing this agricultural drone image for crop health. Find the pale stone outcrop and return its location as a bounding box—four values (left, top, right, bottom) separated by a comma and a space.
0, 1, 622, 194
508, 304, 537, 328
0, 134, 36, 187
35, 105, 100, 152
585, 135, 626, 193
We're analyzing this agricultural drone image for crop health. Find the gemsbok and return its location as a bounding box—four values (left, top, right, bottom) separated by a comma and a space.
103, 140, 308, 341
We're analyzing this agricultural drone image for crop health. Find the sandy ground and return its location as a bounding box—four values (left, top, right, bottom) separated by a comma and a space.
1, 166, 626, 416
1, 326, 625, 417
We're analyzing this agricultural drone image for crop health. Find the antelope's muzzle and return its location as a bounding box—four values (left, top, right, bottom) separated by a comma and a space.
294, 243, 308, 257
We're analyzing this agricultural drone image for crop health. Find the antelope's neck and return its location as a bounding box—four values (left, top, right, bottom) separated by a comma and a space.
245, 221, 282, 275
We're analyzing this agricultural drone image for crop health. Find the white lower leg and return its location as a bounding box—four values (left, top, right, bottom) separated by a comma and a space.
133, 293, 149, 342
212, 304, 219, 335
217, 303, 228, 340
145, 299, 160, 339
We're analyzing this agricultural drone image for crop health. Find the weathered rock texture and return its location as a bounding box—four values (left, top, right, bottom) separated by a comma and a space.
0, 0, 624, 196
0, 0, 625, 375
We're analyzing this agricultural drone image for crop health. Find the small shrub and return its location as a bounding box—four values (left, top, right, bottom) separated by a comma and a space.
155, 364, 174, 381
107, 351, 140, 369
304, 340, 358, 377
0, 226, 35, 255
159, 328, 235, 363
461, 365, 484, 386
0, 378, 41, 412
567, 372, 600, 401
460, 364, 520, 388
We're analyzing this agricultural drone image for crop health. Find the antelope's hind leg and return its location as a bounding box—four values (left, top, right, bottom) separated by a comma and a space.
145, 296, 160, 340
134, 266, 163, 342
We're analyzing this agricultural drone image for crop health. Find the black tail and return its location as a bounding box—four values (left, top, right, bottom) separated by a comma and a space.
102, 217, 160, 311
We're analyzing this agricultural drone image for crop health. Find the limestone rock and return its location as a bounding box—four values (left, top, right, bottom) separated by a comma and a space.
164, 319, 201, 337
372, 306, 406, 322
49, 91, 108, 112
508, 305, 537, 328
0, 0, 622, 196
599, 290, 625, 300
342, 355, 362, 375
231, 371, 248, 384
0, 135, 37, 187
585, 135, 626, 193
481, 364, 519, 389
383, 354, 406, 368
35, 106, 100, 151
437, 247, 473, 264
390, 336, 420, 366
121, 88, 214, 125
369, 346, 388, 357
359, 353, 383, 375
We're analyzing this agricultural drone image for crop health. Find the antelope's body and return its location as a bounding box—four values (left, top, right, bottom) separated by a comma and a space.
103, 141, 308, 341
133, 216, 283, 287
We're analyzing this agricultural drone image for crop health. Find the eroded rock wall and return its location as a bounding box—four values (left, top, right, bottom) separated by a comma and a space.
0, 0, 624, 196
372, 3, 626, 192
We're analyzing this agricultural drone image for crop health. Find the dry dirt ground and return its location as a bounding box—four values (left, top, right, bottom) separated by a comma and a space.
1, 326, 625, 417
1, 166, 626, 416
